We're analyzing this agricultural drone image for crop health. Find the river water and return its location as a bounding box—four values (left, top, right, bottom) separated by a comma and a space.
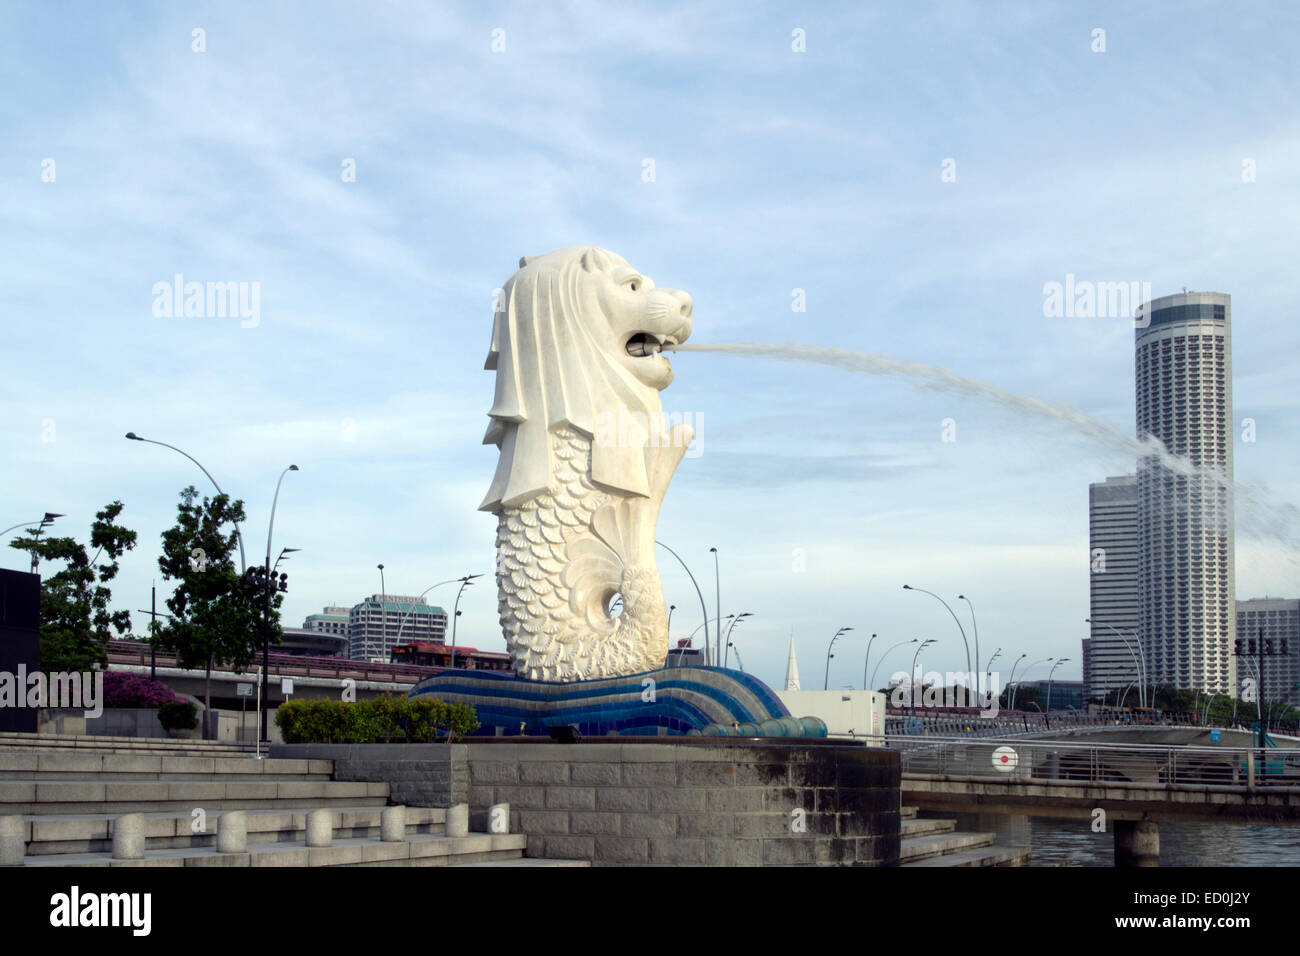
1023, 818, 1300, 866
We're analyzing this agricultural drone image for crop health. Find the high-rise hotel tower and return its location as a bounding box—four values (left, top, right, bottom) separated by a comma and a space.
1134, 292, 1235, 695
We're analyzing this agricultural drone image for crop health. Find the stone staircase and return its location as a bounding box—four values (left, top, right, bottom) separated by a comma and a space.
0, 736, 586, 868
899, 806, 1031, 867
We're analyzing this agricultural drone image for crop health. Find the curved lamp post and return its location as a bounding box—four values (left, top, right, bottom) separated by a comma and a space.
1, 513, 63, 572
861, 633, 878, 692
957, 594, 981, 696
824, 626, 853, 690
1005, 653, 1028, 709
710, 547, 720, 665
447, 574, 483, 670
126, 432, 247, 572
259, 465, 298, 741
903, 585, 973, 693
667, 604, 676, 634
1086, 618, 1146, 709
1046, 658, 1070, 712
911, 638, 936, 711
1012, 657, 1054, 711
394, 578, 465, 644
870, 638, 918, 691
722, 612, 751, 669
984, 647, 1002, 706
656, 540, 710, 662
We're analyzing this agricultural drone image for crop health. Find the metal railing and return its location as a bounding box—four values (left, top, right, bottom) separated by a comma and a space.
890, 734, 1300, 788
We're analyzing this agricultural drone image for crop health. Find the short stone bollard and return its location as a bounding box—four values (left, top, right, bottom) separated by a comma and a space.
445, 803, 469, 838
112, 813, 146, 860
306, 809, 334, 847
381, 806, 406, 843
216, 811, 247, 853
0, 815, 26, 866
488, 803, 511, 834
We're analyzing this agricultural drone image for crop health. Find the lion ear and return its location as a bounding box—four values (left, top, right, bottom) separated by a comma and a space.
580, 248, 612, 273
519, 255, 534, 268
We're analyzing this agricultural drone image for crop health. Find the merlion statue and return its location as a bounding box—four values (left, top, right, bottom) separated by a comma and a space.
479, 246, 695, 681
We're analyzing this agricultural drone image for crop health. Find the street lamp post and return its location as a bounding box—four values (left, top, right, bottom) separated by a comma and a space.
861, 633, 878, 692
722, 612, 751, 669
3, 513, 65, 573
125, 433, 246, 572
1005, 653, 1028, 709
709, 548, 720, 666
393, 578, 471, 645
1047, 658, 1070, 713
1012, 657, 1054, 711
824, 626, 853, 690
870, 638, 918, 692
903, 585, 973, 696
1085, 618, 1146, 709
667, 604, 676, 634
656, 541, 710, 663
957, 594, 981, 701
377, 564, 386, 662
259, 464, 298, 742
911, 638, 936, 712
447, 574, 483, 670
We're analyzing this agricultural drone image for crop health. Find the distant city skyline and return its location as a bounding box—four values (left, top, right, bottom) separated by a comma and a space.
5, 3, 1300, 692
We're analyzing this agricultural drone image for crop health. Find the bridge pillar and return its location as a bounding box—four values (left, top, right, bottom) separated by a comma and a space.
1114, 820, 1159, 867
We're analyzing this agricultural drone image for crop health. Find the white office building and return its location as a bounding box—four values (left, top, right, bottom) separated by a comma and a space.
1235, 598, 1300, 709
1087, 475, 1140, 701
347, 594, 448, 662
1134, 291, 1235, 695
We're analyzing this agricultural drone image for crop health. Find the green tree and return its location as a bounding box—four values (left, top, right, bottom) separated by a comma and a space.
156, 487, 285, 734
8, 503, 138, 671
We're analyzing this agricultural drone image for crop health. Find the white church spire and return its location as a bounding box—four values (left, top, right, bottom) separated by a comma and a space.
784, 633, 801, 691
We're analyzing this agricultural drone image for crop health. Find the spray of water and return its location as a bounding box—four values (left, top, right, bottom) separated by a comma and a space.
669, 340, 1299, 552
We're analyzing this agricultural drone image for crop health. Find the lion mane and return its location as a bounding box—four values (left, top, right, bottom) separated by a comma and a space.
478, 246, 668, 512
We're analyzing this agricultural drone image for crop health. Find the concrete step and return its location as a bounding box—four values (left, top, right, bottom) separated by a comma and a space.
901, 817, 957, 837
0, 752, 333, 780
456, 858, 591, 867
904, 845, 1033, 867
900, 806, 918, 819
0, 779, 389, 815
0, 733, 254, 756
16, 806, 446, 856
20, 832, 529, 867
899, 831, 995, 863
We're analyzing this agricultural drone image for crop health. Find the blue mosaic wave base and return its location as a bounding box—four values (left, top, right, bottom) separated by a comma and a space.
409, 665, 792, 737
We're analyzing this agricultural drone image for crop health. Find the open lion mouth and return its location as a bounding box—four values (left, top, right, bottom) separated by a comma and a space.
625, 332, 677, 358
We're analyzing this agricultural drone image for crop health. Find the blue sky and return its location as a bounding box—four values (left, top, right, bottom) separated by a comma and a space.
4, 1, 1299, 692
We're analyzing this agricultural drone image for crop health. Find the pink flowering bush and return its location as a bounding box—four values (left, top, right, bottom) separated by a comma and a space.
102, 671, 184, 708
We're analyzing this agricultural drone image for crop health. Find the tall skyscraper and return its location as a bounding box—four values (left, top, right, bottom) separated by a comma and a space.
1134, 292, 1235, 695
1088, 475, 1139, 701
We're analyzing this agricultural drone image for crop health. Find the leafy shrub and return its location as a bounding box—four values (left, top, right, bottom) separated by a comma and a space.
275, 695, 479, 744
157, 700, 198, 731
102, 671, 184, 708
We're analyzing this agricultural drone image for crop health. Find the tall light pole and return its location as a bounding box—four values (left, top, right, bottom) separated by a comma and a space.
1086, 618, 1146, 709
1005, 653, 1028, 708
447, 574, 483, 670
260, 464, 298, 741
911, 638, 936, 711
861, 633, 878, 691
394, 578, 467, 644
667, 604, 676, 634
376, 564, 386, 661
709, 547, 720, 666
2, 513, 63, 573
1047, 658, 1070, 713
903, 585, 972, 693
870, 637, 918, 691
722, 612, 751, 669
984, 647, 1002, 705
824, 626, 853, 690
957, 594, 981, 698
1012, 656, 1053, 711
125, 432, 246, 572
656, 541, 710, 662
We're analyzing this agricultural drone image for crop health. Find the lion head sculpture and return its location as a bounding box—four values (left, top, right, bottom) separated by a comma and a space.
478, 246, 694, 512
